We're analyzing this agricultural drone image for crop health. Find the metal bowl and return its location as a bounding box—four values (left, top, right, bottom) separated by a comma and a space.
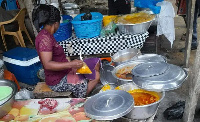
0, 79, 17, 118
118, 83, 165, 119
112, 61, 142, 82
112, 48, 141, 66
116, 19, 154, 34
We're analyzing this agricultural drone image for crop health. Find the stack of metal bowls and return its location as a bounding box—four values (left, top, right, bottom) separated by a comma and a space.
86, 52, 188, 120
62, 3, 80, 15
0, 80, 17, 118
112, 53, 167, 85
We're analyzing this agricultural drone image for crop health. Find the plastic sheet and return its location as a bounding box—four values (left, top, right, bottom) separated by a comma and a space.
15, 88, 34, 100
134, 0, 163, 14
101, 22, 117, 37
76, 62, 92, 74
163, 101, 185, 120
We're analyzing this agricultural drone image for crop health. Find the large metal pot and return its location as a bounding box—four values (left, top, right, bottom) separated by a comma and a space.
116, 18, 154, 34
118, 83, 165, 119
112, 48, 141, 66
0, 80, 17, 118
112, 61, 142, 83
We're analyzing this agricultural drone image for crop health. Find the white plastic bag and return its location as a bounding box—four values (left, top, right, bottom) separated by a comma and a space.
15, 88, 34, 100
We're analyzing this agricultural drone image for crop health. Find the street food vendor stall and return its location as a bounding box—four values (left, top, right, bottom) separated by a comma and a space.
0, 0, 181, 121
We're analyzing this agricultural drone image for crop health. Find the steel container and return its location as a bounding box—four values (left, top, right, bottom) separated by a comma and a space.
62, 3, 80, 15
0, 79, 17, 118
118, 83, 165, 119
112, 61, 143, 82
112, 48, 141, 66
116, 19, 154, 34
132, 62, 188, 92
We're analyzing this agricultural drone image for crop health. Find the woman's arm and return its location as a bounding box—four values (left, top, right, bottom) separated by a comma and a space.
40, 52, 83, 71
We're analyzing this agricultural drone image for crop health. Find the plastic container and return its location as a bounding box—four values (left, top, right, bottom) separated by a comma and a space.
103, 15, 117, 27
54, 15, 73, 42
72, 12, 103, 38
5, 0, 18, 10
3, 47, 42, 85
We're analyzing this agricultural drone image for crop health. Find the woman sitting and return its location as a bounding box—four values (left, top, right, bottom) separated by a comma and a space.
32, 4, 100, 98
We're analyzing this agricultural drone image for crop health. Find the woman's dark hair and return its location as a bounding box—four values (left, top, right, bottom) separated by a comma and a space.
32, 4, 61, 32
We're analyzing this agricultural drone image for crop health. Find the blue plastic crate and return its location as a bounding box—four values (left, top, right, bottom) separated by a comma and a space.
72, 12, 103, 38
54, 15, 73, 42
3, 47, 42, 85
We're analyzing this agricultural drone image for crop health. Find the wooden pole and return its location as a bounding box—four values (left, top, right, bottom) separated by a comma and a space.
183, 40, 200, 122
182, 1, 200, 121
183, 0, 196, 68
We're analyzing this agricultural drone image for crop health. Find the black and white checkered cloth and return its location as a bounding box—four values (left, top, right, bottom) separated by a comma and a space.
59, 32, 149, 56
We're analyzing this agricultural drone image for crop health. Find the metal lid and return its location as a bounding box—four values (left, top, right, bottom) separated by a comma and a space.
100, 65, 118, 86
135, 54, 167, 62
132, 64, 188, 91
84, 90, 134, 120
132, 62, 169, 77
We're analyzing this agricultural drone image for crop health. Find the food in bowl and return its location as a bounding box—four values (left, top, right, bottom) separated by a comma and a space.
115, 12, 155, 24
0, 86, 12, 101
101, 84, 111, 91
128, 89, 160, 106
115, 65, 137, 79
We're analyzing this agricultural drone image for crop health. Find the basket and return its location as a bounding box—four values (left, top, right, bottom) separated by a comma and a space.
72, 12, 103, 38
54, 15, 73, 42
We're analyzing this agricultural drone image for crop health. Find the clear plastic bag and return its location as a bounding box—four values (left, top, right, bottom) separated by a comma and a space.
76, 62, 92, 74
100, 22, 117, 37
15, 88, 34, 100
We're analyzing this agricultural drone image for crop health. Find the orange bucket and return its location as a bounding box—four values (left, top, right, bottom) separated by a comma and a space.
103, 15, 117, 27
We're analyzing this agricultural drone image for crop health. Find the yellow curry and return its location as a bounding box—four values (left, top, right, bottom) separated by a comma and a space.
128, 89, 160, 106
116, 12, 155, 24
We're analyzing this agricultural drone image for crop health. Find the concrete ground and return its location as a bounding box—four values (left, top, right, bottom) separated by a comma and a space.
152, 17, 200, 122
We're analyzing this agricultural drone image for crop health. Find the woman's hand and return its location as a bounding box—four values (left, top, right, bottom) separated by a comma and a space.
70, 59, 83, 69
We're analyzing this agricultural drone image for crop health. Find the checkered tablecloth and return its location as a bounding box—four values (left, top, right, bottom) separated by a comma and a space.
59, 32, 149, 56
